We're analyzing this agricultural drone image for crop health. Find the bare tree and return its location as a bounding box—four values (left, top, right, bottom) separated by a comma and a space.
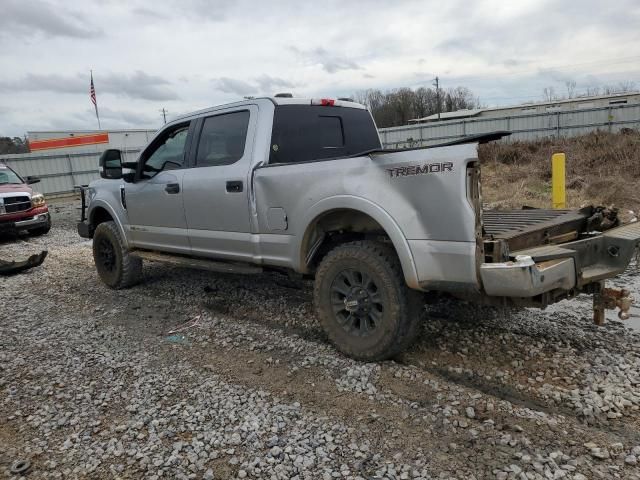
543, 86, 557, 102
354, 85, 480, 127
565, 80, 576, 99
616, 80, 637, 93
585, 86, 600, 97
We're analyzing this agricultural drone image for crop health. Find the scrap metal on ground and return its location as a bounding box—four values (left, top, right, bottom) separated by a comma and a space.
0, 251, 47, 276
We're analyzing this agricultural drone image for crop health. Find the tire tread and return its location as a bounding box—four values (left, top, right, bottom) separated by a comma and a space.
313, 240, 423, 361
93, 221, 142, 289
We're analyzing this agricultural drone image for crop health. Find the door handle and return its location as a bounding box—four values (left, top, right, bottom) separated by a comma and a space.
165, 183, 180, 194
226, 181, 243, 193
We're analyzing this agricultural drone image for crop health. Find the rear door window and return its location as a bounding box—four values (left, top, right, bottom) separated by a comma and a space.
269, 105, 381, 164
195, 110, 250, 167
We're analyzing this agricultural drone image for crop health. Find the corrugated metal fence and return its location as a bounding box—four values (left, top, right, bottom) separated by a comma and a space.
1, 103, 639, 196
0, 149, 141, 196
379, 103, 640, 148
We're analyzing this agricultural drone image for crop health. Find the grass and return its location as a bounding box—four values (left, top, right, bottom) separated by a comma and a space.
479, 129, 640, 219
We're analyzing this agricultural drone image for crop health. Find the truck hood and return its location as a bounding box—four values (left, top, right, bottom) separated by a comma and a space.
0, 184, 33, 198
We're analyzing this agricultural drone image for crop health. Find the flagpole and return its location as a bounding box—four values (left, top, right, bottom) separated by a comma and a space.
90, 70, 101, 130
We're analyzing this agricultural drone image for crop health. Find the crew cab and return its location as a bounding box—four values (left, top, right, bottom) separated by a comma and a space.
0, 163, 51, 236
77, 97, 640, 361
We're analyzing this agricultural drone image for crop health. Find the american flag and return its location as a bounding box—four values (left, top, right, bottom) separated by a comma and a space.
90, 71, 101, 128
90, 72, 97, 107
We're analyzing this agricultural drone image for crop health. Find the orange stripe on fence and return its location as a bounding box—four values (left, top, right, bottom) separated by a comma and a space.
29, 133, 109, 151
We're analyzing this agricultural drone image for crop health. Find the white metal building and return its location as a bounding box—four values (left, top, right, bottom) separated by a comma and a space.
380, 93, 640, 148
27, 129, 158, 154
408, 93, 640, 123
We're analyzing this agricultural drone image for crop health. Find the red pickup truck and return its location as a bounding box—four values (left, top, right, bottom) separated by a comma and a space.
0, 163, 51, 236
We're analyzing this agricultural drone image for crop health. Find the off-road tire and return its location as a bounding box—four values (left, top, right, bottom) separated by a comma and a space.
314, 240, 424, 361
92, 221, 142, 289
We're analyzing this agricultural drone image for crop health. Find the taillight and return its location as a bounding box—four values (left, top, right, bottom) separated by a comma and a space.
311, 98, 335, 106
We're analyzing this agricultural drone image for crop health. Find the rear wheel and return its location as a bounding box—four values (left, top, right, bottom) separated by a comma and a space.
314, 240, 424, 361
92, 221, 142, 289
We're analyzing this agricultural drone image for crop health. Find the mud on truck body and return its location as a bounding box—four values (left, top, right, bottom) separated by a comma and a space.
77, 97, 640, 361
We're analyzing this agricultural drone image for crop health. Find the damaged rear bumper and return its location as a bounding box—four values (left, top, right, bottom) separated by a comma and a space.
480, 256, 576, 297
480, 221, 640, 298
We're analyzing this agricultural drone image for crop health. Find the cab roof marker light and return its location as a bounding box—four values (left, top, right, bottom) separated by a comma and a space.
311, 98, 336, 106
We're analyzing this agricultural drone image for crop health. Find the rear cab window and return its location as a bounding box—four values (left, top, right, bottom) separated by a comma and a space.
269, 105, 381, 164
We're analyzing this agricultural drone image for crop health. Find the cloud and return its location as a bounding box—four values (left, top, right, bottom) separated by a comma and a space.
0, 0, 101, 39
101, 72, 178, 101
254, 74, 296, 94
213, 77, 257, 96
290, 46, 361, 74
0, 74, 86, 94
213, 75, 299, 96
0, 71, 179, 101
502, 59, 521, 67
132, 7, 168, 20
85, 107, 158, 128
172, 0, 235, 22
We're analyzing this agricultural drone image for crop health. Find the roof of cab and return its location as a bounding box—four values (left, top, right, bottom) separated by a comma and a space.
171, 97, 367, 124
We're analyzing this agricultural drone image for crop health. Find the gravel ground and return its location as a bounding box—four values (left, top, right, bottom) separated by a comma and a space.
2, 198, 640, 479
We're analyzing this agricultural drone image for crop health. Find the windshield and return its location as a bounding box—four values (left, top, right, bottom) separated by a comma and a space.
0, 167, 24, 185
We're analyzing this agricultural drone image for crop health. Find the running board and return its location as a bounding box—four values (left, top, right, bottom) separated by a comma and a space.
132, 250, 263, 275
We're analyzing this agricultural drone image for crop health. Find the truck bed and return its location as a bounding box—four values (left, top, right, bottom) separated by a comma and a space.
482, 208, 593, 261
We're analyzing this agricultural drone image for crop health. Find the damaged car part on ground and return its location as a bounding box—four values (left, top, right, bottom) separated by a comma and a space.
76, 96, 640, 361
0, 251, 48, 276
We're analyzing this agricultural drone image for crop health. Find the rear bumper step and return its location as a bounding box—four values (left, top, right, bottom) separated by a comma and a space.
481, 221, 640, 298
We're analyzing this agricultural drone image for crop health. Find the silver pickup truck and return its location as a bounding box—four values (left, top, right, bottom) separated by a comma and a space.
77, 96, 640, 360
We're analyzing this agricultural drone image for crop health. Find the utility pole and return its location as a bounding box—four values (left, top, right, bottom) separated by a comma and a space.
432, 76, 441, 121
160, 108, 168, 124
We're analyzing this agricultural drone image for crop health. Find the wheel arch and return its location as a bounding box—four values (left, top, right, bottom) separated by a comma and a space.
88, 200, 129, 248
296, 196, 420, 289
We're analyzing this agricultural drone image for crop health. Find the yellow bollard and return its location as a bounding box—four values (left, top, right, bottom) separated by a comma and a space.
551, 153, 566, 209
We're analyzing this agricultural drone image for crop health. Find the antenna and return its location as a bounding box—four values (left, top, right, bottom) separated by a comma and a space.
433, 76, 441, 120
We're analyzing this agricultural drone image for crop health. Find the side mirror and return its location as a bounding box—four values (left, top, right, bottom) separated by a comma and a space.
25, 176, 41, 185
121, 161, 138, 183
99, 149, 123, 180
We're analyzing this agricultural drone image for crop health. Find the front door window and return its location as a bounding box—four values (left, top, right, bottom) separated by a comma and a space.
142, 125, 189, 178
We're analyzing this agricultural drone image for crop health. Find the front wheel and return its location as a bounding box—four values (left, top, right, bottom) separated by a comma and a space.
92, 221, 142, 289
313, 241, 424, 361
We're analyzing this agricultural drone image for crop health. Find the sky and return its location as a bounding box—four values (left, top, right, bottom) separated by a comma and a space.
1, 0, 639, 137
